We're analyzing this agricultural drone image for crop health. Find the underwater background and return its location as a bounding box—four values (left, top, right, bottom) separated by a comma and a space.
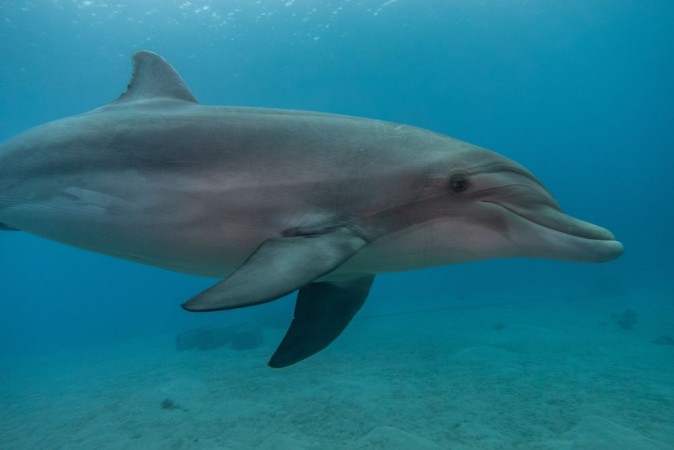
0, 1, 672, 448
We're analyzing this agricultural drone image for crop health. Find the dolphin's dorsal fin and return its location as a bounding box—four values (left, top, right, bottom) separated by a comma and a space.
113, 51, 198, 104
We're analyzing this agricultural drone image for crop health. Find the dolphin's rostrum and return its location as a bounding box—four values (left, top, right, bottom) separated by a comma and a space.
0, 52, 623, 367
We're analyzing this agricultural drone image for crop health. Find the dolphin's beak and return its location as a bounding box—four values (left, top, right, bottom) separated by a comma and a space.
491, 200, 624, 262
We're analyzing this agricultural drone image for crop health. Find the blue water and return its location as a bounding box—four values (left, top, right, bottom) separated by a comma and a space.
1, 1, 672, 448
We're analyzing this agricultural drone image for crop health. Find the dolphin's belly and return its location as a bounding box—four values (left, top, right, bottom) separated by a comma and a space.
0, 169, 379, 277
1, 175, 449, 277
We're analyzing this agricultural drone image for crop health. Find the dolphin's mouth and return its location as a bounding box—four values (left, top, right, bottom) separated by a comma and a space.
482, 200, 624, 262
488, 201, 615, 240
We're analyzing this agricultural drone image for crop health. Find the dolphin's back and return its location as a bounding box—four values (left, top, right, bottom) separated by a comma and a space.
1, 100, 450, 184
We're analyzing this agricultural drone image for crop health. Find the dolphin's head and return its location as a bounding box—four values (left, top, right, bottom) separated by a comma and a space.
362, 143, 623, 270
421, 145, 623, 264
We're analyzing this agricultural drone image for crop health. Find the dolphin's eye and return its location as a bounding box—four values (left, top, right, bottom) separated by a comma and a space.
449, 175, 469, 193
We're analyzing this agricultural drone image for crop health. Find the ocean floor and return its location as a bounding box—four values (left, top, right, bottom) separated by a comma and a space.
1, 289, 673, 449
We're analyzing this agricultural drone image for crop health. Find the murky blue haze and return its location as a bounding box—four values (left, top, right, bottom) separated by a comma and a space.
0, 1, 672, 448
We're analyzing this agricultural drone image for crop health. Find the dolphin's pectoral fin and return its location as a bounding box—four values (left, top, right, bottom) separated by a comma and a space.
269, 275, 375, 368
182, 227, 367, 312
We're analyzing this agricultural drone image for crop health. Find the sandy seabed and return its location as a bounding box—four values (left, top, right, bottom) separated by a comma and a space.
1, 290, 673, 450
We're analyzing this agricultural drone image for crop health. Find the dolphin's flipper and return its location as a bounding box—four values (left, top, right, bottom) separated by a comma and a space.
0, 223, 19, 231
269, 275, 375, 368
182, 227, 367, 312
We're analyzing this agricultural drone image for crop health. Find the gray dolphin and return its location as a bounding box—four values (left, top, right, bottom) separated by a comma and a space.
0, 51, 622, 367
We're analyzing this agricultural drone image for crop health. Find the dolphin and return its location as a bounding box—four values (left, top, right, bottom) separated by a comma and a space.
0, 51, 622, 367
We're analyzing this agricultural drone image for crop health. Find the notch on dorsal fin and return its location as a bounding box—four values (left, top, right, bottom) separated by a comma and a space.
113, 51, 198, 104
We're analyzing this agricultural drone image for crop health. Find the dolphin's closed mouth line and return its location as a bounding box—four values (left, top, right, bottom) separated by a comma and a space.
482, 201, 615, 242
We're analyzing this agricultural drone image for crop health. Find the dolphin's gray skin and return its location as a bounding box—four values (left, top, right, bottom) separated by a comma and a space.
0, 52, 622, 367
